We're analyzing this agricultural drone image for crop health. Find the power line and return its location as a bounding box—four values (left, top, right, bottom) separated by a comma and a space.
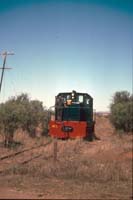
0, 51, 14, 95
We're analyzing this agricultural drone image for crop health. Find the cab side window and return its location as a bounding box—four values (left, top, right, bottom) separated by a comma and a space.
78, 95, 83, 103
86, 99, 90, 105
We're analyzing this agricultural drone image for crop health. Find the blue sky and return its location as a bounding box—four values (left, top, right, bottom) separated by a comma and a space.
0, 0, 132, 111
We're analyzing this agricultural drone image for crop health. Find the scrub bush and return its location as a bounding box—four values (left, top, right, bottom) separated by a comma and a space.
110, 91, 133, 133
0, 93, 48, 146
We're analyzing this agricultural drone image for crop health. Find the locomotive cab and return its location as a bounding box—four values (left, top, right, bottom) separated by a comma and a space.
49, 90, 95, 140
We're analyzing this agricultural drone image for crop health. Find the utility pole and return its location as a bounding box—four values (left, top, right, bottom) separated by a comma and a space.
0, 51, 14, 94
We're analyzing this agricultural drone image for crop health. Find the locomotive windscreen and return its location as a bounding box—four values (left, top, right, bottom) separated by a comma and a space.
55, 92, 93, 122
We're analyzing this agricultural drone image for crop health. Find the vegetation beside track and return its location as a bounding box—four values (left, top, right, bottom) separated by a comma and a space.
110, 91, 133, 134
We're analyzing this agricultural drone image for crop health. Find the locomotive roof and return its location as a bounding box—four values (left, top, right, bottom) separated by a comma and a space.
57, 92, 93, 99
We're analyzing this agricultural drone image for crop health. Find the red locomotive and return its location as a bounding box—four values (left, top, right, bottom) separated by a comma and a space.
49, 90, 97, 140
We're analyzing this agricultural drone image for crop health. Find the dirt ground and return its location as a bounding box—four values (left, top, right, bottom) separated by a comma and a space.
0, 116, 132, 199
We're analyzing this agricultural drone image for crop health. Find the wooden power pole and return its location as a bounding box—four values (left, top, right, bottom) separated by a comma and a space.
0, 51, 14, 94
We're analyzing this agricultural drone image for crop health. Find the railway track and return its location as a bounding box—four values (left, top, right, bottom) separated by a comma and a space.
0, 140, 51, 161
0, 140, 52, 174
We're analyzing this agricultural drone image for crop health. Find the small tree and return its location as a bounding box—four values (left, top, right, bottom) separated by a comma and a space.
0, 93, 48, 146
110, 91, 133, 133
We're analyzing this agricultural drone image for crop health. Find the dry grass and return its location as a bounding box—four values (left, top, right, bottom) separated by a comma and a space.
0, 116, 132, 199
3, 138, 132, 185
2, 138, 132, 199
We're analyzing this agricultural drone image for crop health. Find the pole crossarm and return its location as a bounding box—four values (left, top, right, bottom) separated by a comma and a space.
0, 67, 12, 69
0, 51, 14, 94
0, 52, 14, 56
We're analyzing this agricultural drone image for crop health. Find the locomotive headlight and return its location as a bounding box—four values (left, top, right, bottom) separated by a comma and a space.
72, 93, 75, 99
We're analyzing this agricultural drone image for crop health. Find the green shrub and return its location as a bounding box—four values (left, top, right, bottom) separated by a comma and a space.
110, 91, 133, 133
0, 93, 48, 145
